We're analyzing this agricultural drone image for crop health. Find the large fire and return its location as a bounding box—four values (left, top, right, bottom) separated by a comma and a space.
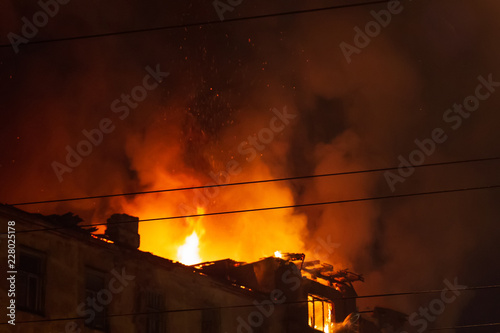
114, 146, 310, 265
106, 109, 326, 266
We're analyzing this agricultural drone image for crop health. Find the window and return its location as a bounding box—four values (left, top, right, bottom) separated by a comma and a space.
308, 295, 333, 332
144, 291, 166, 333
201, 308, 221, 333
85, 269, 107, 331
18, 250, 45, 314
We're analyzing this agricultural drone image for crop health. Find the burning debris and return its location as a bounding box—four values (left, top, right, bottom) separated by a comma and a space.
302, 261, 364, 288
193, 252, 368, 332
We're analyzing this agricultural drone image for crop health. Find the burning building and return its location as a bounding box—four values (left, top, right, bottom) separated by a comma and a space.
2, 2, 500, 332
0, 203, 411, 332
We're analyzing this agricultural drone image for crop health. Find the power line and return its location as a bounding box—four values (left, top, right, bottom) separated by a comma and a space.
429, 322, 500, 331
0, 1, 390, 50
4, 285, 499, 325
10, 183, 500, 234
352, 284, 500, 299
9, 156, 500, 206
353, 311, 500, 331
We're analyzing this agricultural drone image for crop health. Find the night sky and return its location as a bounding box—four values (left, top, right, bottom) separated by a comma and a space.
1, 0, 499, 331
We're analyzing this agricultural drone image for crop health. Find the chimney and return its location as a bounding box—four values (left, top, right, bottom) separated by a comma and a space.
105, 214, 140, 249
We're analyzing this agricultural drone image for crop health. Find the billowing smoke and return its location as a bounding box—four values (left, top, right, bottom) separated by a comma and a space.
1, 0, 499, 329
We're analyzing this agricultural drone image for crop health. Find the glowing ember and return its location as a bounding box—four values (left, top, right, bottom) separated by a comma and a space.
177, 230, 202, 265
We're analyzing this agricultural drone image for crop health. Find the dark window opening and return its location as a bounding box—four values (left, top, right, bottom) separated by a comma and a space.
145, 291, 166, 333
85, 269, 107, 331
202, 308, 221, 333
18, 250, 45, 314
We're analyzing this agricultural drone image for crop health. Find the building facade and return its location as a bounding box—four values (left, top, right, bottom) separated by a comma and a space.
0, 204, 394, 333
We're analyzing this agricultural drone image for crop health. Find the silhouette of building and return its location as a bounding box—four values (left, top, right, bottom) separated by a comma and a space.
1, 204, 406, 332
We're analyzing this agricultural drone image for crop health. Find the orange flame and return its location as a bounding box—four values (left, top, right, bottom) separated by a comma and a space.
113, 129, 310, 265
177, 207, 205, 265
177, 230, 201, 265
